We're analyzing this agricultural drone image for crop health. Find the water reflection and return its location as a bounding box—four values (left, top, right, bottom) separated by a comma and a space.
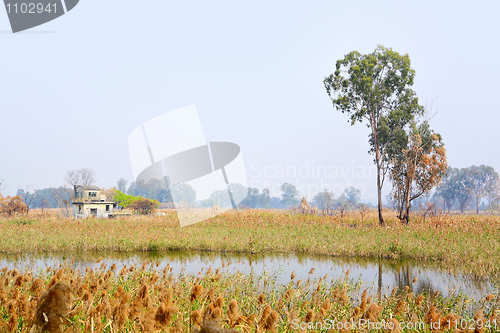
0, 251, 496, 299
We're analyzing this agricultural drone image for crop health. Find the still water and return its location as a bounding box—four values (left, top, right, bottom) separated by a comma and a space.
0, 251, 496, 299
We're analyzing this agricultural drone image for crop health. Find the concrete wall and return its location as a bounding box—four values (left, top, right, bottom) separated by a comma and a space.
74, 187, 107, 201
72, 202, 114, 218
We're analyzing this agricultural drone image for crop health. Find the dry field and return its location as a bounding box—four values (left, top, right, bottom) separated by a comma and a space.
1, 209, 500, 280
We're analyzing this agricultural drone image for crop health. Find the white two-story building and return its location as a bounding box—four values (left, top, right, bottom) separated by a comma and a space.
72, 185, 115, 218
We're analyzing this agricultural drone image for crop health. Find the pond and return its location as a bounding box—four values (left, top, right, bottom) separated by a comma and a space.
0, 250, 496, 299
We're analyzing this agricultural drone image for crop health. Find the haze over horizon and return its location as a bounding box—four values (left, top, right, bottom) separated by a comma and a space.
1, 0, 499, 204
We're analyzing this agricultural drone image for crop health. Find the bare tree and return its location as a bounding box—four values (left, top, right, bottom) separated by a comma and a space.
39, 199, 48, 216
421, 202, 437, 221
80, 168, 97, 185
17, 185, 37, 216
358, 204, 369, 223
52, 187, 73, 218
64, 170, 79, 186
313, 189, 335, 215
336, 195, 351, 219
64, 168, 97, 186
62, 199, 71, 216
52, 190, 63, 210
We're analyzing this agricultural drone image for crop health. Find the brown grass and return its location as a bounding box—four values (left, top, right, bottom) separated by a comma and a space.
0, 261, 493, 332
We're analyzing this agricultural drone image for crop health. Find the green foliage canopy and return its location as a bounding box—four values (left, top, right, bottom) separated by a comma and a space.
324, 45, 424, 224
113, 190, 159, 210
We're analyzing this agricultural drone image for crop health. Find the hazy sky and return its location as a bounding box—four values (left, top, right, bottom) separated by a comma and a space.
1, 0, 499, 203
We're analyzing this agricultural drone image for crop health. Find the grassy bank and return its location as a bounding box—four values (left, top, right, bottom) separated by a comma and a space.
1, 210, 500, 279
1, 261, 498, 332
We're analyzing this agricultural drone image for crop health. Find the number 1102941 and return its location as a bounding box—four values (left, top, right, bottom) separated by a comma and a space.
5, 3, 57, 14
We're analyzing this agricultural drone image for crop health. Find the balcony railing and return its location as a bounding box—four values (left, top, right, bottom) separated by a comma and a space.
72, 197, 113, 203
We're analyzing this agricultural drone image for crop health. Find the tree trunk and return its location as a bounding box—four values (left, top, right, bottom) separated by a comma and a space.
403, 181, 411, 224
377, 171, 384, 225
373, 127, 384, 226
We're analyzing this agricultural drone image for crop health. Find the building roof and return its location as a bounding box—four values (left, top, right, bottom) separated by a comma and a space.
76, 185, 100, 190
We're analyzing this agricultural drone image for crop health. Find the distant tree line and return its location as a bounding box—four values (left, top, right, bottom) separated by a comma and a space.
119, 177, 368, 212
3, 169, 370, 214
120, 167, 500, 216
0, 168, 95, 213
433, 165, 500, 213
311, 187, 363, 216
7, 164, 499, 217
385, 164, 500, 215
15, 187, 72, 212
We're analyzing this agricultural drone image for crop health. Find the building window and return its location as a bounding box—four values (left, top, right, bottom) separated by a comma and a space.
89, 192, 97, 198
79, 205, 82, 213
106, 205, 110, 212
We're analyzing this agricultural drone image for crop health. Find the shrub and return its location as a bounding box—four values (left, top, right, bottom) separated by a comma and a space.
0, 195, 27, 217
130, 198, 160, 215
112, 190, 142, 208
